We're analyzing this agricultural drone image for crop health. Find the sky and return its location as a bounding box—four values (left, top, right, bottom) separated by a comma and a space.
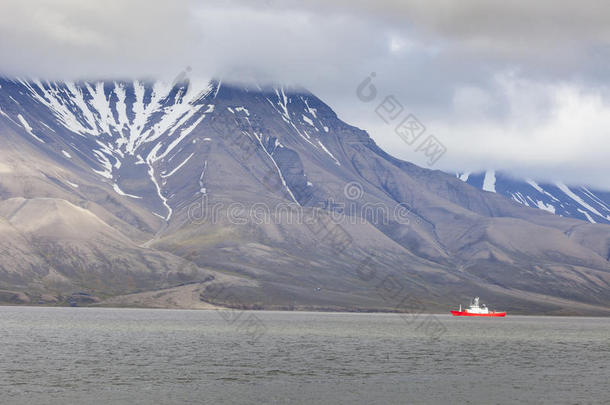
1, 0, 610, 188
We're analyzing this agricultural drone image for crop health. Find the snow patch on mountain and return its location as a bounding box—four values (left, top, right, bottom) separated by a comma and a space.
482, 170, 496, 193
17, 114, 44, 143
161, 152, 194, 178
113, 183, 142, 199
536, 200, 555, 214
577, 209, 596, 224
458, 172, 470, 182
555, 182, 604, 220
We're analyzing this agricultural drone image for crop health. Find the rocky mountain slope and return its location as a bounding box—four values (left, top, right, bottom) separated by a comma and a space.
0, 77, 609, 314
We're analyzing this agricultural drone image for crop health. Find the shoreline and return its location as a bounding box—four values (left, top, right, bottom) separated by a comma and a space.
1, 303, 609, 317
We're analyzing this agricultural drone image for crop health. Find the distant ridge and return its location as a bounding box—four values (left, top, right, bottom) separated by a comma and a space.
457, 170, 610, 224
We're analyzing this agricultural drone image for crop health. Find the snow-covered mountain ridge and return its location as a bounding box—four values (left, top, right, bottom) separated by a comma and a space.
0, 78, 340, 221
1, 78, 218, 219
457, 170, 610, 224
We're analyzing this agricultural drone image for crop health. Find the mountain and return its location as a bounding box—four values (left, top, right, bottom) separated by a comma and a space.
457, 170, 610, 224
0, 77, 609, 315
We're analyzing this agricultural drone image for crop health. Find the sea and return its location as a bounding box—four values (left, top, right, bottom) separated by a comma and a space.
0, 306, 608, 404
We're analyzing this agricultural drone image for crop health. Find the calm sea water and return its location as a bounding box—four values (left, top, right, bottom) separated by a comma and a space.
0, 307, 608, 405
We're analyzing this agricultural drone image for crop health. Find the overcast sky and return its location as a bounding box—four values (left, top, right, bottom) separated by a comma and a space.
2, 0, 610, 188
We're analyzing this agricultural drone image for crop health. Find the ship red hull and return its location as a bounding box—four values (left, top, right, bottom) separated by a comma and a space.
450, 311, 506, 317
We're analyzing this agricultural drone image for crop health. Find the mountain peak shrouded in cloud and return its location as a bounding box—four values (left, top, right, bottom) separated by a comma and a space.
2, 77, 610, 314
1, 0, 610, 188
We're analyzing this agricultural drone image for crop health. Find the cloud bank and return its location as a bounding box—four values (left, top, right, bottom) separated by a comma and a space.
1, 0, 610, 188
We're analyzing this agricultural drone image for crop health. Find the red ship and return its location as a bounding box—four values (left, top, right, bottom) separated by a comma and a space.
451, 297, 506, 317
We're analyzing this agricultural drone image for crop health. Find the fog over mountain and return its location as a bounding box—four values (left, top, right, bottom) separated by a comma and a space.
2, 0, 610, 188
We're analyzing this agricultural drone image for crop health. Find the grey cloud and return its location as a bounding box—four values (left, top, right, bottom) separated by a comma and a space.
0, 0, 609, 188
